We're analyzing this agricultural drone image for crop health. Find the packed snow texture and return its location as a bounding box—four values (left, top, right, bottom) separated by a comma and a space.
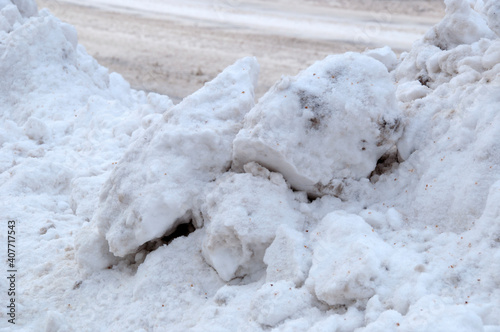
1, 0, 500, 331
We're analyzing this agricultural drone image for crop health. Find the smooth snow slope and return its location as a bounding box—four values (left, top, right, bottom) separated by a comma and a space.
0, 0, 500, 331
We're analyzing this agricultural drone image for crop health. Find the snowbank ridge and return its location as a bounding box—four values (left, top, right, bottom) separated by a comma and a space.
1, 0, 499, 330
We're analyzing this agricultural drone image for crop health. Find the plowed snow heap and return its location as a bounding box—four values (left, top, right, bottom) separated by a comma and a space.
1, 0, 500, 330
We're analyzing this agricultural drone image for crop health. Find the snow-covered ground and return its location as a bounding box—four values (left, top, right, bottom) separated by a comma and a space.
1, 0, 500, 331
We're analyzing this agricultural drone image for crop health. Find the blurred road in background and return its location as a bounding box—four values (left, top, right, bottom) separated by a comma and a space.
35, 0, 445, 102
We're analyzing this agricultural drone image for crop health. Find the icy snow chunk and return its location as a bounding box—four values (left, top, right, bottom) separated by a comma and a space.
94, 57, 259, 257
306, 211, 392, 306
263, 226, 311, 287
425, 0, 496, 50
233, 53, 401, 196
202, 164, 304, 281
249, 281, 313, 327
364, 46, 399, 72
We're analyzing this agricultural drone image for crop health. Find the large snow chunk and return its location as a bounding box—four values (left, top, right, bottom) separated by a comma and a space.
424, 0, 496, 50
202, 163, 304, 281
364, 46, 399, 72
305, 211, 393, 306
233, 53, 401, 195
94, 57, 259, 257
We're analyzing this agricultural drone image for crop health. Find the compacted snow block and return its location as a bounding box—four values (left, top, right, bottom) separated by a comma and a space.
306, 211, 392, 306
202, 162, 304, 281
94, 57, 259, 257
233, 53, 401, 196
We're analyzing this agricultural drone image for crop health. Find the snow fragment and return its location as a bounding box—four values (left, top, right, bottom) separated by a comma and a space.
364, 46, 399, 72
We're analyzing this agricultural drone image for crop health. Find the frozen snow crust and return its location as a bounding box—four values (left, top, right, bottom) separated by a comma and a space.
1, 0, 499, 331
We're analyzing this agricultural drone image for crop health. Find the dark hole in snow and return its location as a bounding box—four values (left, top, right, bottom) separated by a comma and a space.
132, 220, 196, 265
370, 146, 399, 183
161, 221, 196, 244
307, 192, 318, 203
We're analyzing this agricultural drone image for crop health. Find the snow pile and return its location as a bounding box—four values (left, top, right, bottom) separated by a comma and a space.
1, 0, 500, 331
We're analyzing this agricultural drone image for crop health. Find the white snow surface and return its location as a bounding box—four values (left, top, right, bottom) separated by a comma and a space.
0, 0, 500, 331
